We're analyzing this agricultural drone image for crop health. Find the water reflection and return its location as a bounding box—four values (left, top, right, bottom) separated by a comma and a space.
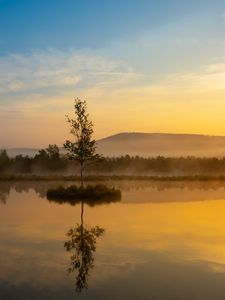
0, 183, 10, 204
0, 193, 7, 204
48, 193, 121, 207
2, 183, 225, 299
65, 201, 105, 293
2, 180, 225, 204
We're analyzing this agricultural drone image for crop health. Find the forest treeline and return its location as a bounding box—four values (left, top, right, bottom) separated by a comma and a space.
2, 145, 225, 175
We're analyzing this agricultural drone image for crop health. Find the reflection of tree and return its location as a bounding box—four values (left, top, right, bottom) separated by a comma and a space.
64, 201, 105, 293
0, 184, 11, 204
0, 192, 7, 204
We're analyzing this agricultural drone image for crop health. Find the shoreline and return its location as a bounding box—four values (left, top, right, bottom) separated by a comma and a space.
1, 174, 225, 181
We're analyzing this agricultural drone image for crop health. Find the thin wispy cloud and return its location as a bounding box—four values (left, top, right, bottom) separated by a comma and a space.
0, 49, 140, 97
165, 62, 225, 92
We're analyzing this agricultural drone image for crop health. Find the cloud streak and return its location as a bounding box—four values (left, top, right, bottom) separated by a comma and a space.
0, 49, 140, 97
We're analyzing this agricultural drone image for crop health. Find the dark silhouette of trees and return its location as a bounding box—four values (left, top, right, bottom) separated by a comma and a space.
45, 144, 66, 171
13, 155, 32, 173
64, 98, 101, 187
33, 144, 67, 172
3, 147, 225, 175
0, 150, 11, 173
33, 148, 52, 171
46, 144, 60, 159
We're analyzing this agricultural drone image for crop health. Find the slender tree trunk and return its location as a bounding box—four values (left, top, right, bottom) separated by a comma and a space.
80, 200, 84, 277
80, 162, 84, 189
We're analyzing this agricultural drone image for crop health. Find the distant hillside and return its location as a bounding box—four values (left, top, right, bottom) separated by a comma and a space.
4, 132, 225, 157
96, 132, 225, 157
5, 148, 39, 158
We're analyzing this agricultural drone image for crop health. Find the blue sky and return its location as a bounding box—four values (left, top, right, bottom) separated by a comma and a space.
0, 0, 219, 53
0, 0, 225, 147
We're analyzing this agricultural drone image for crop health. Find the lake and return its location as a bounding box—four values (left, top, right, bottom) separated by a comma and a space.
1, 180, 225, 299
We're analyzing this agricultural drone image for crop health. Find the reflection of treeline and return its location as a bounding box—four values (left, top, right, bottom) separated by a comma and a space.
0, 181, 64, 200
2, 180, 225, 195
3, 146, 225, 175
2, 180, 225, 205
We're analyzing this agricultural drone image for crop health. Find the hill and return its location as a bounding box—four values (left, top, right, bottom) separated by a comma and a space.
96, 132, 225, 157
4, 132, 225, 157
5, 148, 39, 158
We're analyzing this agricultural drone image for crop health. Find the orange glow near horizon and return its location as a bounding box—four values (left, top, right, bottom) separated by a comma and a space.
2, 83, 225, 148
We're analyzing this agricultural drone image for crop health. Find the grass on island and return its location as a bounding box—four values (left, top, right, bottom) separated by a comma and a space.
46, 184, 122, 206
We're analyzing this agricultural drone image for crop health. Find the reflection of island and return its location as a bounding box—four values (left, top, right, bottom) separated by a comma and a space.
64, 201, 105, 293
3, 180, 225, 204
47, 189, 121, 206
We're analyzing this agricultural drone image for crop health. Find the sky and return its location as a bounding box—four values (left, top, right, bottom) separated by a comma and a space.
0, 0, 225, 147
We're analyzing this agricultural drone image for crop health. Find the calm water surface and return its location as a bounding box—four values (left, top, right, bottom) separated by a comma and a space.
1, 181, 225, 299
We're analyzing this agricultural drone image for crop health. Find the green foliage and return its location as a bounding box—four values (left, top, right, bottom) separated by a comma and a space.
64, 98, 101, 187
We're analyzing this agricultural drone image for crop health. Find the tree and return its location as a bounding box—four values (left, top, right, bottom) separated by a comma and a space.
0, 150, 11, 173
64, 98, 101, 188
33, 144, 67, 172
46, 144, 66, 171
46, 144, 60, 160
